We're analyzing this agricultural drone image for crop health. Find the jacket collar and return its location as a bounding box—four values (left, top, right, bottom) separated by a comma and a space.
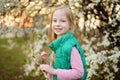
49, 32, 74, 51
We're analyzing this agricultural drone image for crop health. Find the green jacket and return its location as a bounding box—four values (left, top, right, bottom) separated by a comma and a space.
49, 32, 87, 80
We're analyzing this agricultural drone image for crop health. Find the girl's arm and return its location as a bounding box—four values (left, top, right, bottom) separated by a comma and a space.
56, 47, 84, 80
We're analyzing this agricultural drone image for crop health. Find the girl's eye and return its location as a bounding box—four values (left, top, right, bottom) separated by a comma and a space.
61, 20, 66, 22
52, 20, 57, 22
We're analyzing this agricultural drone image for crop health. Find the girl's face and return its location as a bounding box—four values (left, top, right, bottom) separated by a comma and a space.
52, 9, 70, 37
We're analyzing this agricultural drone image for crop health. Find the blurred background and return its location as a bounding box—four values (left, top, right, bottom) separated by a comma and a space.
0, 0, 120, 80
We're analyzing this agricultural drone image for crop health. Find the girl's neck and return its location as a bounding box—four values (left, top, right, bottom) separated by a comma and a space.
56, 31, 70, 38
57, 35, 61, 39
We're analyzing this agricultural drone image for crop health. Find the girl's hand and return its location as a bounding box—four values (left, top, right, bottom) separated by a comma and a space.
40, 51, 48, 60
40, 64, 57, 75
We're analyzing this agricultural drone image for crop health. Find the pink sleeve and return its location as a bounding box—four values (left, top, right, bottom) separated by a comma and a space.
56, 47, 84, 80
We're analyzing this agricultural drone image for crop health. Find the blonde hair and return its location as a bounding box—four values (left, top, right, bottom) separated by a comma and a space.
48, 6, 75, 43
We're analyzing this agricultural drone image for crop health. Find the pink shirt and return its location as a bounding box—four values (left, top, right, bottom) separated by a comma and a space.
49, 47, 84, 80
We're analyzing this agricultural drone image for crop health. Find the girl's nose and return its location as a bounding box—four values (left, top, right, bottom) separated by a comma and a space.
55, 21, 60, 26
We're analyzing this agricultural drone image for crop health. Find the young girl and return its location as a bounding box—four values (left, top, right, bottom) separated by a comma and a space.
40, 6, 87, 80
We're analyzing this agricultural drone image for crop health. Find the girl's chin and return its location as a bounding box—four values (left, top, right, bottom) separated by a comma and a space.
55, 31, 61, 34
55, 33, 62, 35
55, 32, 62, 36
54, 30, 66, 35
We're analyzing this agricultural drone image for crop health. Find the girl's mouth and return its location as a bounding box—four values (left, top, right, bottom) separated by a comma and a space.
55, 28, 62, 32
